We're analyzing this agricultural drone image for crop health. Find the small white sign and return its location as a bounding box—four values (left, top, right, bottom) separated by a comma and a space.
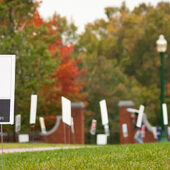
29, 95, 37, 124
39, 117, 46, 133
122, 123, 128, 137
15, 114, 21, 133
0, 55, 16, 124
136, 105, 144, 128
162, 103, 168, 125
99, 100, 109, 125
18, 134, 29, 143
97, 134, 107, 145
61, 96, 71, 126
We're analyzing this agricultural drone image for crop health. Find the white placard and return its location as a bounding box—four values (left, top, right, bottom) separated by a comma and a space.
162, 103, 168, 125
0, 55, 16, 124
18, 134, 29, 143
61, 96, 71, 126
97, 134, 107, 145
90, 119, 97, 135
122, 123, 128, 137
29, 95, 37, 124
99, 100, 109, 125
15, 114, 21, 133
136, 105, 144, 128
39, 117, 46, 133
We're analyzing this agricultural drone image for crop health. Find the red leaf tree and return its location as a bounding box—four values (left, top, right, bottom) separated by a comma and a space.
32, 11, 87, 115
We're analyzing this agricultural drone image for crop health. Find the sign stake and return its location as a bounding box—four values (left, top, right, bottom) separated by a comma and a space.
64, 123, 66, 144
1, 124, 4, 170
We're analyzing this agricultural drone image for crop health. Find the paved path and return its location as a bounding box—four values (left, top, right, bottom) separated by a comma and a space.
3, 146, 92, 154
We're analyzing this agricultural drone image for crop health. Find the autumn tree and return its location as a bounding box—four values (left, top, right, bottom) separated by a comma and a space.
75, 2, 170, 143
0, 1, 86, 131
37, 14, 87, 117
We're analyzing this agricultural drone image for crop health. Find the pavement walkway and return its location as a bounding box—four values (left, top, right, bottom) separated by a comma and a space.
3, 146, 92, 154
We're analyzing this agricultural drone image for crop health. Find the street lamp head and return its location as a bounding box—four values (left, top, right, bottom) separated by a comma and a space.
156, 34, 167, 53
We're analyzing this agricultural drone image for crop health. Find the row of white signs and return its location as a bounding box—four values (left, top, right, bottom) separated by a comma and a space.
0, 55, 169, 130
15, 96, 74, 133
0, 55, 74, 127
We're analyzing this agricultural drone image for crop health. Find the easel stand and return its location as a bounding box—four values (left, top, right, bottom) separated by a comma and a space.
68, 126, 70, 144
30, 124, 35, 143
1, 124, 4, 170
64, 123, 66, 144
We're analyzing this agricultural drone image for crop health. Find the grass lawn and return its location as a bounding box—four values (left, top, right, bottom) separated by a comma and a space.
2, 142, 170, 170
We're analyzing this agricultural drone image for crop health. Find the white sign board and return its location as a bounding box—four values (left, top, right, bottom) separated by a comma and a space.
18, 134, 29, 143
15, 114, 21, 133
39, 117, 46, 133
162, 103, 168, 125
99, 100, 109, 125
61, 96, 71, 126
97, 134, 107, 145
122, 123, 128, 137
0, 55, 16, 124
136, 105, 144, 128
29, 95, 37, 124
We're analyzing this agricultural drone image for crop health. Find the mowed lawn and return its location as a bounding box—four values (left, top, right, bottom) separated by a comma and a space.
3, 142, 170, 170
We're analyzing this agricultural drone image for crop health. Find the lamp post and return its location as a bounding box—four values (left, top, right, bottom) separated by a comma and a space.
156, 34, 168, 141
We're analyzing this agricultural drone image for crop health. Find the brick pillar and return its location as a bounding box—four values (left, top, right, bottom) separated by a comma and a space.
118, 101, 135, 144
40, 102, 85, 144
118, 101, 156, 144
71, 102, 85, 144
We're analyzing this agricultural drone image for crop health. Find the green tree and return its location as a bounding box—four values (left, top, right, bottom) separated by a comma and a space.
75, 2, 170, 143
0, 0, 58, 130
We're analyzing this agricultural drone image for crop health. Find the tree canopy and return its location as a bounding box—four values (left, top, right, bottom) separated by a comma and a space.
0, 1, 170, 143
75, 2, 170, 140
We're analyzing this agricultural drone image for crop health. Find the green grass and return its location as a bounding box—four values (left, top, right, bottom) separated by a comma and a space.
2, 142, 170, 170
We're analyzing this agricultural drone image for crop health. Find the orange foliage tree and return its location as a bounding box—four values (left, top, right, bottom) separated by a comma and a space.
32, 11, 87, 116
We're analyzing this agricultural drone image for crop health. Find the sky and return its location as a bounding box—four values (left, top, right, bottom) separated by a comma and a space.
39, 0, 170, 33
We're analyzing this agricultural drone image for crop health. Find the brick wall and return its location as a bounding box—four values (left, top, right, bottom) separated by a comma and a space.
40, 102, 85, 144
119, 101, 156, 144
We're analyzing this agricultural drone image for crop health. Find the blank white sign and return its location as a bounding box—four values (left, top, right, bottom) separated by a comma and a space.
97, 134, 107, 145
162, 103, 168, 125
18, 134, 29, 143
62, 96, 71, 126
99, 100, 109, 125
136, 105, 144, 128
29, 95, 37, 124
0, 56, 12, 98
0, 55, 16, 124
